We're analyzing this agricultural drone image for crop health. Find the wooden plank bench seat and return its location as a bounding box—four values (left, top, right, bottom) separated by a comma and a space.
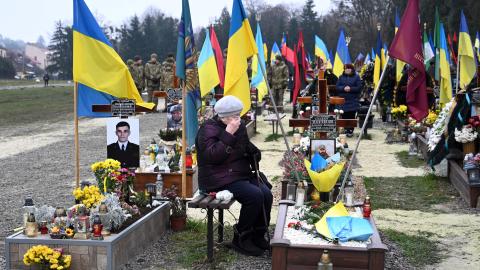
448, 160, 480, 208
188, 194, 236, 262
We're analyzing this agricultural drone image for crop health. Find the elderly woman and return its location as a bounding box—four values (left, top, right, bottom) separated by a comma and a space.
336, 63, 363, 137
195, 96, 272, 256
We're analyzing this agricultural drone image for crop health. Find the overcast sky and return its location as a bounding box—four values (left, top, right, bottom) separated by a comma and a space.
0, 0, 333, 43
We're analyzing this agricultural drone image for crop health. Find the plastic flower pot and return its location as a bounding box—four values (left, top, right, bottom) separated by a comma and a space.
170, 215, 186, 232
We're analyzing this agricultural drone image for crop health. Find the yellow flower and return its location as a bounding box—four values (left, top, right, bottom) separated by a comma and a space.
50, 263, 58, 269
50, 258, 58, 264
53, 252, 61, 259
34, 258, 40, 263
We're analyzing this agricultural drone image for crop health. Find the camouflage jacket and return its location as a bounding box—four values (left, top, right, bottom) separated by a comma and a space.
132, 64, 145, 90
161, 57, 176, 90
144, 60, 162, 86
270, 62, 289, 90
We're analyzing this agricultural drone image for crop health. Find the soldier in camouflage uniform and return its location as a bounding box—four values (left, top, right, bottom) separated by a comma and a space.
270, 55, 289, 112
161, 54, 176, 91
127, 59, 134, 78
132, 55, 145, 97
144, 53, 162, 104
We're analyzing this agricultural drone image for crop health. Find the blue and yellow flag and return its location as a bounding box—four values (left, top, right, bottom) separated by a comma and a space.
439, 23, 452, 104
332, 29, 351, 77
373, 30, 383, 87
175, 0, 200, 147
198, 29, 220, 97
458, 10, 476, 89
315, 35, 331, 68
224, 0, 257, 115
251, 23, 268, 101
270, 42, 280, 64
73, 0, 154, 117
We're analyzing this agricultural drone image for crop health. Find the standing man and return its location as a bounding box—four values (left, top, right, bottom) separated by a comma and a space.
144, 53, 162, 104
161, 54, 176, 90
270, 55, 289, 112
43, 73, 50, 87
132, 55, 145, 97
107, 121, 140, 168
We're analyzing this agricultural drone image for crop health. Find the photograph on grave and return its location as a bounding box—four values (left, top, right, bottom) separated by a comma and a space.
167, 104, 183, 129
107, 118, 140, 168
310, 139, 336, 159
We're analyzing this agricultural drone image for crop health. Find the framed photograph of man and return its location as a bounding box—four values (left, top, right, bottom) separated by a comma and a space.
106, 118, 140, 168
167, 104, 183, 129
310, 139, 336, 160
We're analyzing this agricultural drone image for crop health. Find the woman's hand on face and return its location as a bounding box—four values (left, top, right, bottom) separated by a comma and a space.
225, 116, 241, 135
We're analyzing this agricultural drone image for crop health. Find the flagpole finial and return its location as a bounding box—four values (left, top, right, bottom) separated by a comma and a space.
424, 22, 427, 30
377, 23, 381, 31
345, 36, 351, 47
255, 13, 261, 22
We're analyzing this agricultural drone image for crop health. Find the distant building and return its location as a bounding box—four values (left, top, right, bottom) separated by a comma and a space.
0, 46, 6, 58
25, 43, 49, 69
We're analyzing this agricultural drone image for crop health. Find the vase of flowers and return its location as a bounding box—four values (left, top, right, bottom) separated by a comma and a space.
391, 105, 408, 123
90, 159, 134, 200
162, 185, 186, 231
455, 125, 478, 154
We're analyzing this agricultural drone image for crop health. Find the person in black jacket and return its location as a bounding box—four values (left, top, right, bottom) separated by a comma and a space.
107, 121, 139, 168
336, 63, 363, 137
196, 96, 272, 256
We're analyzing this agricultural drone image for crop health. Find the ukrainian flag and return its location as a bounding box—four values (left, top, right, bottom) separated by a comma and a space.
224, 0, 257, 116
251, 23, 268, 101
439, 23, 452, 104
270, 42, 280, 65
198, 29, 220, 97
458, 10, 476, 89
73, 0, 153, 117
315, 35, 331, 68
373, 30, 383, 88
332, 29, 351, 77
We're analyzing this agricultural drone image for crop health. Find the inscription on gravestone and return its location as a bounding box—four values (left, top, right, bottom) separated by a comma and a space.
310, 114, 336, 133
111, 99, 135, 117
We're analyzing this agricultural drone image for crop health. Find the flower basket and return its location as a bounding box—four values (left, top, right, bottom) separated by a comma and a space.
463, 142, 476, 155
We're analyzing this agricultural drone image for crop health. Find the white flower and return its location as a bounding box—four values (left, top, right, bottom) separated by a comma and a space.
340, 110, 344, 114
334, 109, 339, 113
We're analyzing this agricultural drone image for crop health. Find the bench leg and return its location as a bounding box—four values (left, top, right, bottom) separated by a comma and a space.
207, 208, 214, 262
218, 209, 224, 243
470, 188, 480, 208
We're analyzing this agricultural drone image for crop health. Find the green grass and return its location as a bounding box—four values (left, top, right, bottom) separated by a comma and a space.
382, 229, 441, 267
395, 151, 425, 168
0, 86, 74, 128
271, 176, 281, 183
0, 79, 68, 86
264, 133, 283, 142
364, 174, 456, 211
170, 219, 237, 268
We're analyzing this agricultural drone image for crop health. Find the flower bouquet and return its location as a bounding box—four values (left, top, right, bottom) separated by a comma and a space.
23, 245, 71, 269
72, 185, 104, 209
455, 125, 478, 154
391, 105, 408, 121
280, 148, 310, 181
427, 99, 454, 151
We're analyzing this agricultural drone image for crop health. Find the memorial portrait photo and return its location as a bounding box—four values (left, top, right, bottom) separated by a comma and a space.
106, 118, 140, 168
310, 139, 336, 160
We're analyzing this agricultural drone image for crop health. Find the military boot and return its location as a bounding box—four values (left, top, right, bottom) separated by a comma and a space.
232, 225, 264, 256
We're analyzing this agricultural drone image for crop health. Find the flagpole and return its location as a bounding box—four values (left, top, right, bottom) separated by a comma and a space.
181, 81, 187, 198
455, 58, 460, 93
256, 52, 300, 183
336, 56, 391, 203
74, 82, 80, 188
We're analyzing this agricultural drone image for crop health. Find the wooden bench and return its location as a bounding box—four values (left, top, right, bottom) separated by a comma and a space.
448, 160, 480, 208
188, 194, 236, 262
264, 113, 286, 135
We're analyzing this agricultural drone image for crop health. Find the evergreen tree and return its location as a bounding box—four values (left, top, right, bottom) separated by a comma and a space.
0, 57, 16, 79
300, 0, 319, 54
47, 21, 73, 79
